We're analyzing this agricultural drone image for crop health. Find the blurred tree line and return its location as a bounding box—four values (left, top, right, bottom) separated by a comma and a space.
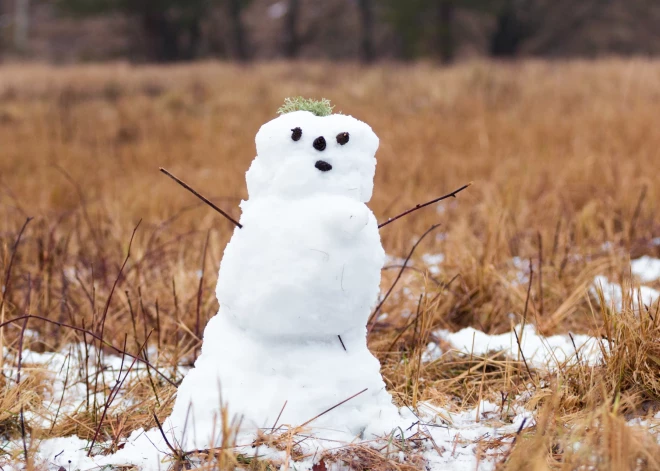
1, 0, 659, 63
382, 0, 613, 62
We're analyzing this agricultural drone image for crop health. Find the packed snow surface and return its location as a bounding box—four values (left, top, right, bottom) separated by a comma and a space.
590, 255, 660, 311
631, 255, 660, 283
592, 275, 660, 311
424, 324, 604, 367
22, 343, 532, 471
422, 253, 444, 275
34, 399, 534, 471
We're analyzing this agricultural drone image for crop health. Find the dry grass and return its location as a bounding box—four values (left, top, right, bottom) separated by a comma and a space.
1, 59, 660, 469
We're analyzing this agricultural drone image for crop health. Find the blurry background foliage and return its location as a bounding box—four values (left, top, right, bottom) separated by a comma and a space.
0, 0, 658, 63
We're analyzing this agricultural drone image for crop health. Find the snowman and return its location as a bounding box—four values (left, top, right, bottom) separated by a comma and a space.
164, 98, 402, 450
39, 99, 473, 470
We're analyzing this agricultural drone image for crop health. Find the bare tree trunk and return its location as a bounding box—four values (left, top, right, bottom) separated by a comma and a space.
283, 0, 300, 58
142, 12, 180, 62
490, 6, 524, 57
228, 0, 248, 61
358, 0, 375, 63
183, 19, 201, 60
14, 0, 29, 54
489, 0, 607, 57
0, 0, 4, 62
437, 0, 454, 64
525, 0, 606, 55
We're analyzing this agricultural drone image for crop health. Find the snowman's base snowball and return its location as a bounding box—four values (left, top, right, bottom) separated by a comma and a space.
165, 313, 402, 451
44, 406, 416, 470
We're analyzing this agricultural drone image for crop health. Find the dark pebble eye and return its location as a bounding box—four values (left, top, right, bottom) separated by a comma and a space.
291, 127, 302, 141
313, 136, 326, 151
336, 132, 349, 145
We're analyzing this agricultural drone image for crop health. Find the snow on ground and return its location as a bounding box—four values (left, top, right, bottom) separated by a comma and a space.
418, 401, 533, 471
423, 256, 660, 371
631, 255, 660, 283
510, 257, 530, 285
424, 324, 603, 368
385, 252, 445, 275
422, 253, 445, 275
3, 345, 131, 429
384, 253, 408, 266
627, 410, 660, 440
34, 401, 533, 471
6, 341, 534, 471
591, 275, 660, 311
500, 252, 660, 312
28, 393, 535, 471
3, 344, 187, 427
0, 344, 182, 470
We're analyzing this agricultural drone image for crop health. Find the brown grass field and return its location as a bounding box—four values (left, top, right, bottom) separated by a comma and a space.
1, 59, 660, 469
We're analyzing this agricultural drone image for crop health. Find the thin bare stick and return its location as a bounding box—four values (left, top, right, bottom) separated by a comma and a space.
0, 217, 33, 315
382, 264, 442, 286
50, 350, 72, 433
337, 335, 346, 351
93, 220, 142, 416
88, 332, 152, 456
521, 258, 533, 330
568, 332, 582, 364
537, 232, 544, 317
153, 413, 179, 456
498, 417, 528, 466
298, 388, 368, 428
17, 316, 29, 459
550, 218, 561, 267
98, 220, 141, 339
156, 300, 161, 350
367, 224, 442, 331
515, 261, 535, 384
513, 328, 534, 384
629, 184, 647, 243
159, 167, 243, 229
89, 334, 126, 455
195, 231, 211, 357
378, 182, 472, 229
138, 292, 160, 405
271, 400, 288, 433
387, 294, 424, 351
140, 343, 161, 407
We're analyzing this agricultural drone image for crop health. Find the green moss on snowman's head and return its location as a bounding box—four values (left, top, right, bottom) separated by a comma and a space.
277, 97, 334, 117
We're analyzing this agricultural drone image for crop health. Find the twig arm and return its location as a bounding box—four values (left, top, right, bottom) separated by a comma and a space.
159, 167, 243, 229
378, 182, 472, 229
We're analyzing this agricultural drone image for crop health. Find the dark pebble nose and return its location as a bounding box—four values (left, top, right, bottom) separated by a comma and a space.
315, 160, 332, 172
313, 136, 327, 151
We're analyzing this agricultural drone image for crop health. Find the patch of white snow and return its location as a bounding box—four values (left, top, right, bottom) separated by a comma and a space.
631, 256, 660, 283
592, 275, 659, 311
432, 324, 603, 368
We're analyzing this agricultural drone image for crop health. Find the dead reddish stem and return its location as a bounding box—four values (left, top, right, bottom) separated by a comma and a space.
367, 224, 442, 332
159, 167, 243, 229
378, 182, 472, 229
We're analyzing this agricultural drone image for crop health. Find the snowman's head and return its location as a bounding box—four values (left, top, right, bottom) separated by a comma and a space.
246, 110, 379, 202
